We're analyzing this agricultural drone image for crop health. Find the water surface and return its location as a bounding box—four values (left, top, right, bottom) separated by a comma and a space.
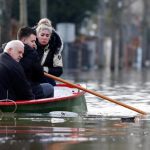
0, 69, 150, 150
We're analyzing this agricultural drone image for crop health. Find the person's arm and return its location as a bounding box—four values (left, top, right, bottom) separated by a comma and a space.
48, 66, 63, 77
43, 51, 63, 77
12, 63, 35, 100
32, 52, 44, 81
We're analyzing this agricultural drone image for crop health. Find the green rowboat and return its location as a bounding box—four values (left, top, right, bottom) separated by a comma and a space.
0, 84, 87, 113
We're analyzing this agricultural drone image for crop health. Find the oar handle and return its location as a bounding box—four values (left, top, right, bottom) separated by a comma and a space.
44, 73, 147, 115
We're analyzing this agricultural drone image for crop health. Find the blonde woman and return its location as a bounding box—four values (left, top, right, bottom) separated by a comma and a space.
35, 18, 63, 86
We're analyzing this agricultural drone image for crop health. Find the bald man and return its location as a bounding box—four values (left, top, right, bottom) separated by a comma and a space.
0, 40, 34, 100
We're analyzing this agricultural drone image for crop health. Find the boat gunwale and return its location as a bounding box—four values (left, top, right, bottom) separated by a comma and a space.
0, 90, 85, 106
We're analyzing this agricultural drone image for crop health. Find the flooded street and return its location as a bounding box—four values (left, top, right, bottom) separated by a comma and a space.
62, 68, 150, 116
77, 69, 150, 116
0, 0, 149, 149
0, 69, 150, 150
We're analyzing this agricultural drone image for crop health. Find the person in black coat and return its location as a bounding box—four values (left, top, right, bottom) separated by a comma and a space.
17, 26, 54, 98
35, 18, 63, 86
0, 40, 34, 100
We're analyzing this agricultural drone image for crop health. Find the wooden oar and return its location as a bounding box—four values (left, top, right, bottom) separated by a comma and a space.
44, 72, 147, 115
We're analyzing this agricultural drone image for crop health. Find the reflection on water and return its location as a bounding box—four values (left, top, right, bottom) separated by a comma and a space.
0, 113, 150, 150
69, 69, 150, 116
1, 69, 150, 150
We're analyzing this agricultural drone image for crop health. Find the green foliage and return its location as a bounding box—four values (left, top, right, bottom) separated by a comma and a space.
11, 0, 40, 26
47, 0, 99, 27
11, 0, 99, 27
11, 0, 19, 20
27, 0, 40, 26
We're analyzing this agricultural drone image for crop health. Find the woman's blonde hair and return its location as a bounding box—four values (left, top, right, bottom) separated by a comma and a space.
37, 18, 52, 27
36, 18, 53, 35
36, 24, 53, 35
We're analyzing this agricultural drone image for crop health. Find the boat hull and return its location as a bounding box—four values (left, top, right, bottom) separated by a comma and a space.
0, 84, 87, 113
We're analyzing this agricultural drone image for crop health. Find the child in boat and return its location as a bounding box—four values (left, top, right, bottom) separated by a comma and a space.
17, 26, 54, 99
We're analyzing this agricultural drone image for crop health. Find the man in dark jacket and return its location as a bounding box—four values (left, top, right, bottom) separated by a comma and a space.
0, 40, 34, 100
17, 26, 54, 98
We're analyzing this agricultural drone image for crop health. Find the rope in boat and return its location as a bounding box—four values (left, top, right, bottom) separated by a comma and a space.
0, 91, 17, 140
0, 90, 17, 113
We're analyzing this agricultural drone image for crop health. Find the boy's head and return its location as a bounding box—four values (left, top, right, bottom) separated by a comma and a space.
17, 27, 36, 49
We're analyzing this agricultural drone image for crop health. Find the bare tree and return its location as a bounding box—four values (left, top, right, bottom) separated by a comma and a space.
142, 0, 150, 66
0, 0, 13, 45
40, 0, 47, 18
19, 0, 28, 26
